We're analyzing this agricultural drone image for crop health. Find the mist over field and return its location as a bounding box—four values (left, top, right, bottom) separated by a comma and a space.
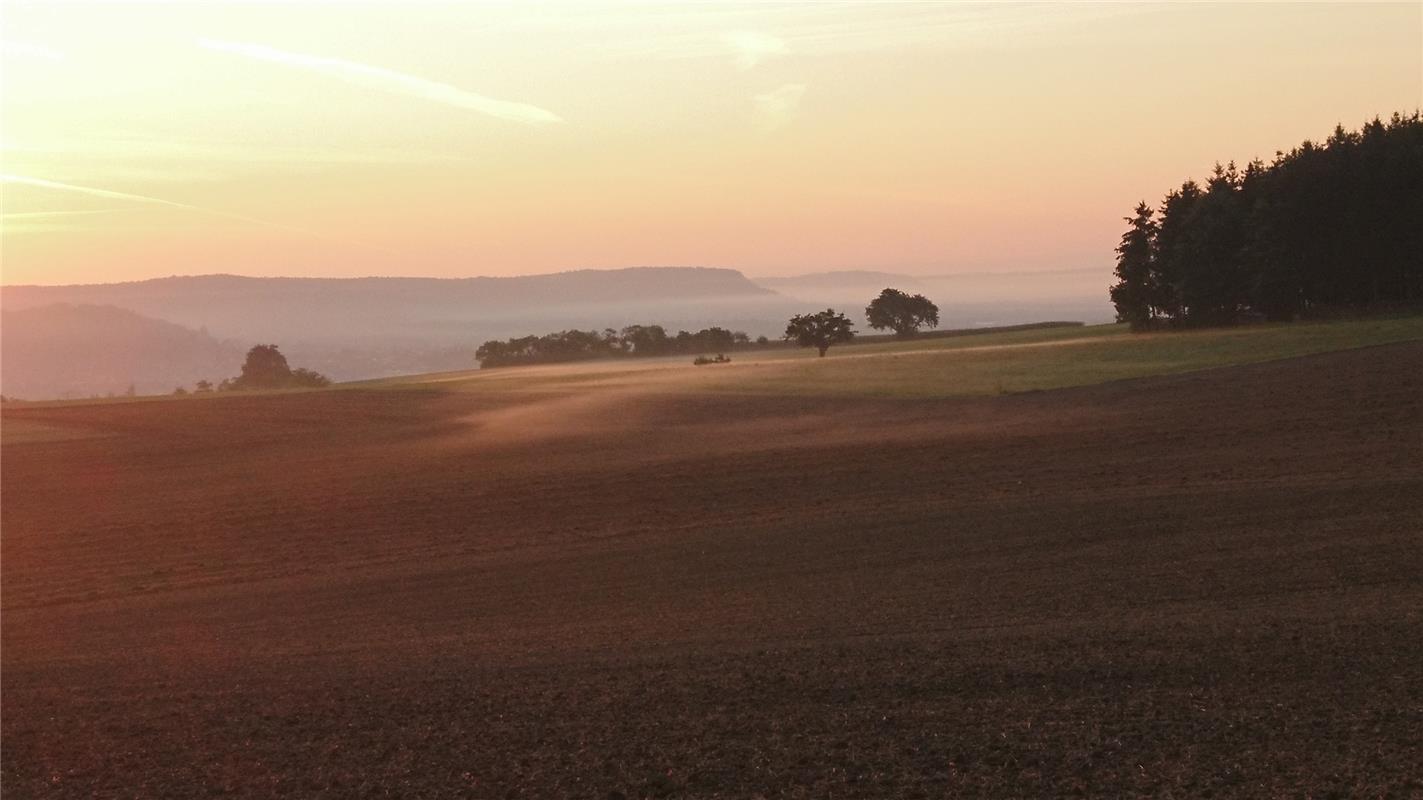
4, 0, 1422, 796
0, 266, 1112, 398
6, 320, 1422, 796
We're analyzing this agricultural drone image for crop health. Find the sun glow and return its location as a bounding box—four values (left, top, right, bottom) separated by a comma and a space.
1, 2, 1419, 285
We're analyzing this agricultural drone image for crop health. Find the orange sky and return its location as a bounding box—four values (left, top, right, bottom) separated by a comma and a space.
2, 2, 1420, 285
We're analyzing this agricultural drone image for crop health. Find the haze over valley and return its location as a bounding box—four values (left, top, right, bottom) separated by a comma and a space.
0, 266, 1112, 398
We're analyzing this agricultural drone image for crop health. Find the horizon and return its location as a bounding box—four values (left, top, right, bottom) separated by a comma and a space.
0, 263, 1110, 289
3, 2, 1419, 286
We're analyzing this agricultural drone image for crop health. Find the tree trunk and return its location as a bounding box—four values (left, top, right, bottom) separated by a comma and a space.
817, 346, 828, 357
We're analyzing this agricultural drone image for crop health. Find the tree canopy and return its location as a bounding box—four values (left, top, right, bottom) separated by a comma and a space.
476, 324, 754, 368
1110, 112, 1423, 329
866, 288, 940, 338
224, 345, 330, 390
784, 309, 856, 356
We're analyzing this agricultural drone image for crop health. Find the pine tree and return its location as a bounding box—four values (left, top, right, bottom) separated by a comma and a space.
1109, 202, 1158, 329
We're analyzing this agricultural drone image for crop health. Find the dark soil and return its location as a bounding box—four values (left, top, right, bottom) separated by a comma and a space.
4, 344, 1421, 797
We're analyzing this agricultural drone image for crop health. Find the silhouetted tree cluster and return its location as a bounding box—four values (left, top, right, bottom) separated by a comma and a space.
1110, 112, 1423, 329
866, 288, 940, 338
476, 325, 754, 368
619, 324, 751, 356
218, 345, 331, 390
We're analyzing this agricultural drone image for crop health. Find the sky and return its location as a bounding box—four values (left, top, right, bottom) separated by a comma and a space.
1, 1, 1419, 286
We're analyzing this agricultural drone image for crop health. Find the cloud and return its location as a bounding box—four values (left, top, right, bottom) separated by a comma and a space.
1, 209, 125, 220
0, 209, 127, 236
199, 39, 563, 126
0, 40, 65, 61
1, 138, 477, 184
722, 31, 787, 70
4, 138, 475, 165
587, 4, 1148, 66
3, 173, 262, 216
753, 84, 806, 131
0, 174, 386, 251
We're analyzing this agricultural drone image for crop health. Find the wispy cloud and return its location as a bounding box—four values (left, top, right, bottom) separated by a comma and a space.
199, 38, 563, 126
588, 4, 1144, 63
0, 209, 126, 235
3, 138, 476, 165
3, 173, 279, 221
722, 31, 787, 70
1, 209, 125, 220
1, 138, 477, 184
0, 174, 387, 252
0, 39, 65, 61
754, 84, 806, 131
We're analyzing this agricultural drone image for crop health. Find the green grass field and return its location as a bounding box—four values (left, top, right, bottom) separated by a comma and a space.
376, 315, 1423, 400
13, 316, 1418, 410
707, 316, 1423, 398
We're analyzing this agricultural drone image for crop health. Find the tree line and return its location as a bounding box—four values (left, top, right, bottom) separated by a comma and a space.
476, 288, 942, 367
1110, 111, 1423, 329
475, 325, 768, 367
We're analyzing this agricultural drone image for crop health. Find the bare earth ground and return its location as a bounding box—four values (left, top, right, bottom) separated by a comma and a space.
3, 343, 1422, 797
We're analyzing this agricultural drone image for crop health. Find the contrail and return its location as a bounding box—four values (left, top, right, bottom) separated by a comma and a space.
1, 174, 391, 252
1, 209, 124, 220
199, 38, 564, 126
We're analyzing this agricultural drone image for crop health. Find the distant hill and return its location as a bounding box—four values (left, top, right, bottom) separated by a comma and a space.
755, 270, 929, 292
0, 267, 1114, 395
1, 304, 245, 400
0, 267, 779, 344
0, 268, 797, 386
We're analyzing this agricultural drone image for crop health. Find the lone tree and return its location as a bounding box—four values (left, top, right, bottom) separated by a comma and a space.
228, 344, 330, 390
785, 309, 855, 357
865, 288, 940, 339
236, 344, 291, 388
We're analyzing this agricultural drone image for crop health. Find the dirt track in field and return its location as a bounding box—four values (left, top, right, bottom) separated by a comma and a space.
3, 343, 1422, 797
